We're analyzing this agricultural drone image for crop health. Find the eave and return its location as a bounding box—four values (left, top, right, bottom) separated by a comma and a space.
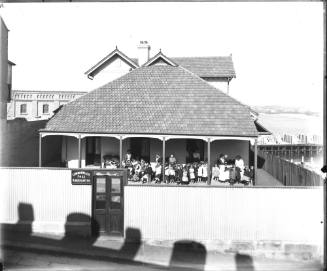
142, 51, 178, 67
255, 120, 272, 135
85, 47, 139, 79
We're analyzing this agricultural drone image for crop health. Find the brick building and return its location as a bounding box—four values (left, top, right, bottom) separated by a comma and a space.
7, 90, 86, 121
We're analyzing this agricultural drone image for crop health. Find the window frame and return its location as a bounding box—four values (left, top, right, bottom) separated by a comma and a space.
20, 104, 27, 115
42, 104, 49, 114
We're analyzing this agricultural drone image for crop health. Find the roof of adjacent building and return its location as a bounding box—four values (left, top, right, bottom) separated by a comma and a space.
8, 60, 16, 66
171, 56, 236, 78
85, 48, 139, 79
85, 47, 236, 79
43, 65, 257, 137
12, 89, 87, 95
254, 121, 272, 135
142, 51, 179, 67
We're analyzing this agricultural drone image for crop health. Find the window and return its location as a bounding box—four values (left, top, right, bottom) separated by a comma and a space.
20, 104, 27, 114
42, 104, 49, 114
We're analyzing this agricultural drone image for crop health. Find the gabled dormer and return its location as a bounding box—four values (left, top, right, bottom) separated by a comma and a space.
142, 50, 178, 67
84, 41, 236, 95
85, 47, 139, 80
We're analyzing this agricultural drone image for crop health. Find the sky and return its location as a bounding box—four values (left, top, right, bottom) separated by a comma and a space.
0, 2, 324, 113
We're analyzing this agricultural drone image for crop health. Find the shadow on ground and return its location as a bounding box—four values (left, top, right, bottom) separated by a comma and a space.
1, 202, 255, 271
169, 241, 207, 270
235, 253, 255, 271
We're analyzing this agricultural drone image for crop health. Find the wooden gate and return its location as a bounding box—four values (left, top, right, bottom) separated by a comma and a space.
92, 169, 127, 236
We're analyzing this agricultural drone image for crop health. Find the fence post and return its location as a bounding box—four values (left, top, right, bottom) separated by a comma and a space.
254, 139, 257, 186
162, 137, 165, 182
78, 134, 81, 168
38, 133, 42, 167
119, 136, 123, 168
207, 138, 211, 185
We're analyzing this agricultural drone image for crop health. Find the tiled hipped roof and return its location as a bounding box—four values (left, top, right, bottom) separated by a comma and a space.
171, 56, 236, 78
44, 65, 257, 137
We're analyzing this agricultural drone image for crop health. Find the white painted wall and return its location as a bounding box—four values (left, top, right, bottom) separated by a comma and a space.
89, 58, 133, 90
124, 186, 323, 245
204, 78, 229, 93
7, 92, 86, 121
15, 101, 33, 119
0, 168, 92, 234
37, 101, 55, 119
1, 167, 323, 253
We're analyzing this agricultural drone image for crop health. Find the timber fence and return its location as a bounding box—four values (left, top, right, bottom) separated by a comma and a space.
258, 150, 324, 186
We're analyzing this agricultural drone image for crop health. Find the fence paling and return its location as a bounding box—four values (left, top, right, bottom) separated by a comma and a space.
258, 151, 323, 186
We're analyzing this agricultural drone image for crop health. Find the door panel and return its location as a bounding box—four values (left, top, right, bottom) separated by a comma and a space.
95, 196, 106, 209
111, 177, 121, 193
96, 177, 106, 193
110, 195, 121, 209
94, 176, 108, 233
93, 175, 124, 236
109, 212, 122, 233
107, 176, 123, 235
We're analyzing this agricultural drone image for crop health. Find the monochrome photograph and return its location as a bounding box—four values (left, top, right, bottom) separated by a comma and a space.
0, 2, 325, 270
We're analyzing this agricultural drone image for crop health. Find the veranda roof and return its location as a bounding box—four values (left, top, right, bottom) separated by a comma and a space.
43, 65, 258, 137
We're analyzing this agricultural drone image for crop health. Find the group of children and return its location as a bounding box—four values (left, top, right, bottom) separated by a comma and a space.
163, 161, 210, 184
104, 151, 252, 185
118, 152, 212, 184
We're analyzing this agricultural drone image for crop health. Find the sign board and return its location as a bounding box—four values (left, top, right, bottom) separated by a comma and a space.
71, 170, 92, 185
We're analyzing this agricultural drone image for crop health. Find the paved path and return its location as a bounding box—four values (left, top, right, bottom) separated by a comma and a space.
2, 246, 322, 271
256, 169, 283, 186
1, 232, 322, 271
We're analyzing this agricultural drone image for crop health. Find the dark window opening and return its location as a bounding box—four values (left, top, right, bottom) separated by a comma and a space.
42, 104, 49, 114
86, 137, 101, 166
20, 104, 27, 114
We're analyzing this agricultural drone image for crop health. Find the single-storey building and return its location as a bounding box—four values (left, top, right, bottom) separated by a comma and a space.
39, 50, 269, 184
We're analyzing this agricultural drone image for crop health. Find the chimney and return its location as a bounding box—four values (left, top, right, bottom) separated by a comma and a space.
137, 41, 151, 66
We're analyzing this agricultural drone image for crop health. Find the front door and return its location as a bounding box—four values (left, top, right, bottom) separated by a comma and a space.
93, 175, 124, 236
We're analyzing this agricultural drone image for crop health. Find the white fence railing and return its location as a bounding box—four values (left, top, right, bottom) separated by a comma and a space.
0, 168, 92, 234
1, 168, 324, 253
124, 185, 323, 245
